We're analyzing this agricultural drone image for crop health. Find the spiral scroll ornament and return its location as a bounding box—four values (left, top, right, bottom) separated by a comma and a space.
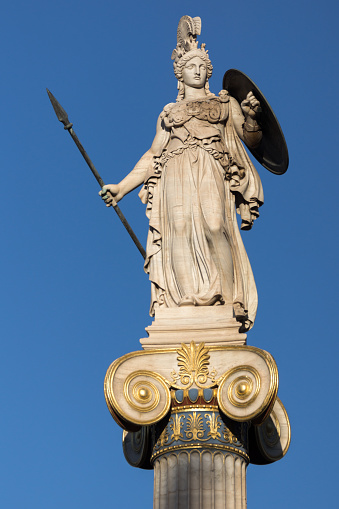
124, 372, 164, 414
171, 341, 217, 389
217, 364, 277, 423
105, 368, 171, 428
122, 426, 152, 469
249, 397, 291, 464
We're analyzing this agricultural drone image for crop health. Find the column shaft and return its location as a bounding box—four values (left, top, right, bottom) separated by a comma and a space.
153, 451, 247, 509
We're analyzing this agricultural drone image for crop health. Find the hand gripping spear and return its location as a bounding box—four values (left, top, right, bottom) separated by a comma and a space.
47, 89, 146, 260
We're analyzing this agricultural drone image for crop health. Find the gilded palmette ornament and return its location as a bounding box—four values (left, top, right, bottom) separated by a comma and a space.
170, 414, 184, 440
171, 341, 217, 388
205, 413, 222, 439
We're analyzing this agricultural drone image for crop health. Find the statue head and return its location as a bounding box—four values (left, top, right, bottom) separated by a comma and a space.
174, 50, 213, 83
172, 16, 213, 101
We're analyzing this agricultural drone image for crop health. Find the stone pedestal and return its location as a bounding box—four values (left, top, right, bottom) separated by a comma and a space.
141, 306, 247, 349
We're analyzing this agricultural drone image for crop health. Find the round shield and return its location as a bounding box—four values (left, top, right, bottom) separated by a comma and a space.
223, 69, 289, 175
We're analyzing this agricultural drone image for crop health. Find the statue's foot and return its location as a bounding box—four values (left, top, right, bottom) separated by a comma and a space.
233, 302, 252, 332
211, 295, 224, 306
179, 294, 225, 307
179, 296, 196, 307
233, 302, 247, 319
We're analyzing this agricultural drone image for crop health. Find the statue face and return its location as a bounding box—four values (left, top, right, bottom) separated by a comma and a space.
182, 56, 207, 89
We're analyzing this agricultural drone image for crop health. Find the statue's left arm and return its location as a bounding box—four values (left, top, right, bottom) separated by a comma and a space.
230, 92, 262, 149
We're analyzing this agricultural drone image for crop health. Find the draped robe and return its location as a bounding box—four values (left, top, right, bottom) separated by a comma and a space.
138, 92, 263, 330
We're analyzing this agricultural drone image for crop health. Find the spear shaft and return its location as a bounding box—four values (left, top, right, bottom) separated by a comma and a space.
47, 89, 146, 260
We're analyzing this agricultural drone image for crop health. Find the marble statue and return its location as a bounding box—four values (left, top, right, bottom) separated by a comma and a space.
100, 16, 265, 331
101, 17, 291, 508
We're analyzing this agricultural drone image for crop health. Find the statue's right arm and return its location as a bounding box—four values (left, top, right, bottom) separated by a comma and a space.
100, 114, 170, 205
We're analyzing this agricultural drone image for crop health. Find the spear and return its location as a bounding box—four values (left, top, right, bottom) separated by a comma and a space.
46, 88, 146, 260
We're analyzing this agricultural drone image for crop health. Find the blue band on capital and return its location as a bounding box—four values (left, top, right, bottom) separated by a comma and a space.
151, 389, 249, 462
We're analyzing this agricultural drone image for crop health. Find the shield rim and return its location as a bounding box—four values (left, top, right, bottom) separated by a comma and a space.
223, 69, 289, 175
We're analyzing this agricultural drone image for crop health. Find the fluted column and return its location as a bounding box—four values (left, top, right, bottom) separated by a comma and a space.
153, 451, 247, 509
150, 388, 249, 509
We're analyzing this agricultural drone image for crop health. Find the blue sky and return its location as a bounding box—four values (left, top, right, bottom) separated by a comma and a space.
1, 0, 338, 507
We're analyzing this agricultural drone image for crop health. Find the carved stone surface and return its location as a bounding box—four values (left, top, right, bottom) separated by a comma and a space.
141, 306, 247, 349
100, 14, 281, 332
104, 343, 279, 430
122, 426, 152, 470
122, 389, 290, 469
120, 380, 290, 507
153, 451, 247, 509
248, 397, 291, 464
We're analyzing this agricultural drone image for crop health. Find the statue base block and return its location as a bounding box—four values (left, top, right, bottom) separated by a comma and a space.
140, 306, 247, 349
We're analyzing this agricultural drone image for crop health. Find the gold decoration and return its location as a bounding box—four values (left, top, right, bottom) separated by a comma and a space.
151, 443, 250, 463
171, 341, 217, 389
172, 404, 219, 413
104, 343, 278, 429
185, 412, 204, 440
170, 414, 185, 440
223, 428, 240, 445
134, 385, 152, 403
217, 364, 275, 422
159, 428, 169, 447
125, 376, 160, 413
228, 370, 260, 408
235, 379, 252, 398
205, 413, 221, 439
116, 370, 171, 426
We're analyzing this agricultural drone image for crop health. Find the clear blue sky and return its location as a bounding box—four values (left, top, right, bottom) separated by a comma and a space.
1, 0, 338, 507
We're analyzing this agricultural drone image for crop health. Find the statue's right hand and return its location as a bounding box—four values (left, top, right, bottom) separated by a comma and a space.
99, 184, 123, 206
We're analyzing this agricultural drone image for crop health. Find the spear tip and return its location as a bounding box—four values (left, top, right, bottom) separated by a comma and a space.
47, 88, 70, 126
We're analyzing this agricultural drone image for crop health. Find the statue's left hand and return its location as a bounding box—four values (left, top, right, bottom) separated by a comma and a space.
241, 92, 260, 120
